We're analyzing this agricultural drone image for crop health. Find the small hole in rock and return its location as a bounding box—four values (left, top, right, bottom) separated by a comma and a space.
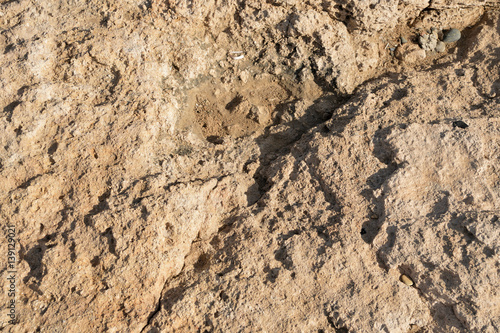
90, 256, 100, 267
207, 136, 224, 144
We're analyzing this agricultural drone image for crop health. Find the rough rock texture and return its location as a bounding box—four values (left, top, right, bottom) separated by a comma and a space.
0, 0, 499, 332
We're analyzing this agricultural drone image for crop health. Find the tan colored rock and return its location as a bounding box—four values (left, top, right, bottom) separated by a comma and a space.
419, 30, 439, 51
395, 44, 427, 63
374, 120, 500, 332
0, 0, 499, 332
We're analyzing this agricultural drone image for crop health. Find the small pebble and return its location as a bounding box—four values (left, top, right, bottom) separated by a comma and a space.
229, 51, 245, 60
453, 120, 468, 129
400, 36, 407, 44
400, 274, 414, 286
370, 214, 379, 219
435, 41, 445, 53
419, 33, 438, 51
443, 28, 461, 43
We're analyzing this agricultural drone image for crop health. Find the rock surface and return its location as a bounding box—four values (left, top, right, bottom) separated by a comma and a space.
0, 0, 499, 332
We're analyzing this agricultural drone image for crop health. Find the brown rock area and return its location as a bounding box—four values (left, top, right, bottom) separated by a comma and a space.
0, 0, 499, 332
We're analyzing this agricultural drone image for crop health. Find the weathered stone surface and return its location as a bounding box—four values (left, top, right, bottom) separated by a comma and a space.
374, 120, 500, 332
419, 31, 439, 51
0, 0, 498, 332
443, 28, 462, 42
395, 43, 427, 63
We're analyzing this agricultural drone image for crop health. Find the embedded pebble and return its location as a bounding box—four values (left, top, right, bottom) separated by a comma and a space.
435, 41, 445, 53
443, 28, 461, 43
229, 51, 245, 60
400, 274, 414, 286
400, 36, 407, 44
247, 105, 269, 124
419, 33, 438, 51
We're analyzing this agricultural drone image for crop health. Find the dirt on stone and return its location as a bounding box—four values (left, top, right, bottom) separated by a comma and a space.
0, 0, 499, 332
180, 76, 299, 142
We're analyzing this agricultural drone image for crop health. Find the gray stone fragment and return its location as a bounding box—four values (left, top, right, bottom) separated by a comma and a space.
419, 33, 438, 51
443, 28, 461, 43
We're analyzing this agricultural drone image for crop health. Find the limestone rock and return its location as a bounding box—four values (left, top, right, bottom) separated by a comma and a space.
395, 44, 427, 63
419, 31, 439, 51
0, 0, 499, 332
